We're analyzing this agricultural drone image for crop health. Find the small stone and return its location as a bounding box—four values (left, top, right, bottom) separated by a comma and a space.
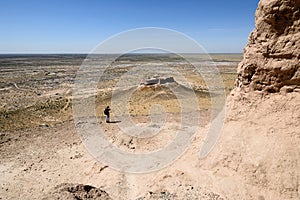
280, 86, 295, 94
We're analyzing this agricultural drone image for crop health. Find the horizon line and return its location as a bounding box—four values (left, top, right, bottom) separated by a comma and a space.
0, 52, 243, 55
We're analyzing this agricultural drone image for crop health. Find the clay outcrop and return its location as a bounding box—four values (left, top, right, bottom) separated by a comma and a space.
236, 0, 300, 93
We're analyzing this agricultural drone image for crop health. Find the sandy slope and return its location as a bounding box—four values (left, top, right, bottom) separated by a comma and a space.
200, 90, 300, 199
1, 90, 299, 199
0, 53, 239, 199
0, 116, 223, 199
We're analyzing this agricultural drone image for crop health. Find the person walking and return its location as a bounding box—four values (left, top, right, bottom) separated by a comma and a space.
104, 106, 111, 123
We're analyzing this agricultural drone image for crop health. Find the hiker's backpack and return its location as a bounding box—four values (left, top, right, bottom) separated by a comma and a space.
104, 109, 108, 115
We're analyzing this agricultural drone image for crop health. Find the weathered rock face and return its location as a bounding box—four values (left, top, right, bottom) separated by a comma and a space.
201, 1, 300, 198
44, 183, 112, 200
236, 0, 300, 93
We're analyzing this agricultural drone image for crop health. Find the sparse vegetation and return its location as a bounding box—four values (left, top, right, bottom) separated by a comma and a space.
0, 54, 240, 131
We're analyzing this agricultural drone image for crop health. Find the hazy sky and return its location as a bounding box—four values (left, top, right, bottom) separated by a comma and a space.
0, 0, 260, 53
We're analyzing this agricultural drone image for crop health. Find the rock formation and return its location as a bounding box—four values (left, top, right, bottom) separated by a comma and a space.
45, 183, 112, 200
200, 0, 300, 199
236, 0, 300, 93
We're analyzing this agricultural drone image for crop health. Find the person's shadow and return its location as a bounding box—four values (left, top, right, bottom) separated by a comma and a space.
107, 120, 121, 123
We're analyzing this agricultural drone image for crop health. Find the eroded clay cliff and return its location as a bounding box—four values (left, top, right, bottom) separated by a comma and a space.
200, 1, 300, 199
237, 0, 300, 93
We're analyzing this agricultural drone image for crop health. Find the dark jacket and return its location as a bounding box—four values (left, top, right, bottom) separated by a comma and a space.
104, 107, 110, 116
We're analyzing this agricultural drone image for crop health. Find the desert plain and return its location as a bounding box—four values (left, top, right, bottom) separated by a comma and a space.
0, 54, 242, 199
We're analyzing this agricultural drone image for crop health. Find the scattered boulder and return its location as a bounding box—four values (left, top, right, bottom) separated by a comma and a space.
44, 183, 112, 200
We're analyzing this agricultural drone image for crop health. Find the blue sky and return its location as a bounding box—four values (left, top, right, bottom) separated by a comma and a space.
0, 0, 260, 53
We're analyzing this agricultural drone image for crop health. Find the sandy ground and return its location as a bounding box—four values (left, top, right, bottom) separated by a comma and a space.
2, 54, 299, 199
1, 91, 299, 199
0, 115, 223, 199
